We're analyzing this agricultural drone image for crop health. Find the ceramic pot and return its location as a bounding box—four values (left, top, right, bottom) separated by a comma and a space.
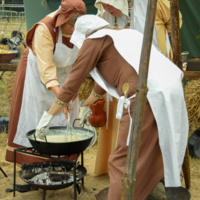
89, 98, 106, 127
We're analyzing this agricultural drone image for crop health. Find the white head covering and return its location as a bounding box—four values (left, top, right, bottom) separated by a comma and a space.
70, 15, 110, 49
95, 0, 129, 17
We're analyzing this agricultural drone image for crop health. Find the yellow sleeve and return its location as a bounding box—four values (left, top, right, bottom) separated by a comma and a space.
32, 24, 59, 90
156, 0, 182, 36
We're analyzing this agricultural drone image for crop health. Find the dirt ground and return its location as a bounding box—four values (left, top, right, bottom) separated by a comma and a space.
0, 73, 200, 200
0, 133, 110, 200
0, 131, 200, 200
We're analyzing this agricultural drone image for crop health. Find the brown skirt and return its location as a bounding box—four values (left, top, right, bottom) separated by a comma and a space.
5, 48, 76, 165
108, 99, 164, 200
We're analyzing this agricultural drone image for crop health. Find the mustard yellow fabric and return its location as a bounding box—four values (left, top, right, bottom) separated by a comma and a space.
155, 0, 182, 58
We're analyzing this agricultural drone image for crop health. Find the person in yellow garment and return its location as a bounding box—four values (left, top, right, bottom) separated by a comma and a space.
93, 0, 182, 176
5, 0, 86, 165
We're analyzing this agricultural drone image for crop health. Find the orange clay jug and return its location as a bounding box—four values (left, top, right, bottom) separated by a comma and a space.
89, 98, 107, 127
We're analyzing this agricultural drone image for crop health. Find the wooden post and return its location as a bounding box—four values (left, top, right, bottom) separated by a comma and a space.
170, 0, 191, 190
170, 0, 182, 69
121, 0, 158, 199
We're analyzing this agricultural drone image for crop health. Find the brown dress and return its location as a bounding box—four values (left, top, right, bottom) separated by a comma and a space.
56, 36, 164, 200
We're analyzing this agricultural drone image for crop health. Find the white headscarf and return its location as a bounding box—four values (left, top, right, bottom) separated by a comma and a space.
95, 0, 129, 17
70, 15, 110, 49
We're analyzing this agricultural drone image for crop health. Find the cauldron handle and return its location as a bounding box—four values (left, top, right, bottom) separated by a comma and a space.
33, 133, 37, 141
33, 133, 48, 143
73, 118, 86, 128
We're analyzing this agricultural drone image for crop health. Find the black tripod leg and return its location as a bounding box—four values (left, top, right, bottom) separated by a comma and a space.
76, 183, 81, 194
42, 189, 46, 200
0, 167, 8, 177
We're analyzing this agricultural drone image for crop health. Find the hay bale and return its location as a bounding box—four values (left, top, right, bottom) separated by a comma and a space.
18, 43, 25, 57
0, 73, 12, 117
184, 79, 200, 137
78, 77, 100, 139
0, 44, 9, 50
78, 77, 94, 101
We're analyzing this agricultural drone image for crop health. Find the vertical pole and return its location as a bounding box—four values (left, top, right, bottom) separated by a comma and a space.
42, 189, 46, 200
121, 0, 158, 199
13, 150, 16, 197
81, 152, 84, 190
74, 162, 77, 200
170, 0, 182, 69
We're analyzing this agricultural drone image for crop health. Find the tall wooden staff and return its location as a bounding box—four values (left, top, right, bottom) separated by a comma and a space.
121, 0, 158, 199
170, 0, 191, 190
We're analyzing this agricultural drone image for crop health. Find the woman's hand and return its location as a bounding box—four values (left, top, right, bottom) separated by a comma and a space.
62, 104, 71, 119
51, 86, 71, 119
36, 111, 54, 139
79, 100, 92, 126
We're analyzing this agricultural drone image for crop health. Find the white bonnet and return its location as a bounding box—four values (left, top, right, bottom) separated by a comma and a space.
70, 14, 110, 49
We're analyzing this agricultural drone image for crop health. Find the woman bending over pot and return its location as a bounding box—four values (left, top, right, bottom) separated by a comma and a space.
36, 15, 188, 200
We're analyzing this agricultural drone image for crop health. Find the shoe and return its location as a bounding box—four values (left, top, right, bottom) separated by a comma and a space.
165, 187, 191, 200
96, 187, 109, 200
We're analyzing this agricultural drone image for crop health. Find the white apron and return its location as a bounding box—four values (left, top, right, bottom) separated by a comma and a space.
100, 8, 160, 128
14, 26, 79, 147
166, 29, 171, 58
87, 29, 188, 187
99, 5, 159, 51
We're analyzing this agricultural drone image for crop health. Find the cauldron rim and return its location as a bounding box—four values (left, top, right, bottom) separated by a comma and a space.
26, 126, 95, 144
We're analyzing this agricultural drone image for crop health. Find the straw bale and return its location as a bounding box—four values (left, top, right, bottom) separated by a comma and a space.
78, 77, 94, 102
78, 77, 100, 138
0, 73, 11, 117
0, 44, 9, 50
18, 43, 25, 57
184, 79, 200, 137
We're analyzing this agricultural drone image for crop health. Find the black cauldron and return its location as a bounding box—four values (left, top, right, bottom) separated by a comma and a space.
26, 120, 94, 156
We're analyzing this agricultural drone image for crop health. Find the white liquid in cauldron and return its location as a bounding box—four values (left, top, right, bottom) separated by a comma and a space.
30, 129, 93, 143
36, 135, 83, 143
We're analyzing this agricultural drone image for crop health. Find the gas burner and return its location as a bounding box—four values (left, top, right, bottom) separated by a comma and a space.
20, 161, 86, 188
13, 148, 86, 200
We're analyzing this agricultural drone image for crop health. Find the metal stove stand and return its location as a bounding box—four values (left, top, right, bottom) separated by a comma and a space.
0, 166, 8, 177
13, 147, 85, 200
